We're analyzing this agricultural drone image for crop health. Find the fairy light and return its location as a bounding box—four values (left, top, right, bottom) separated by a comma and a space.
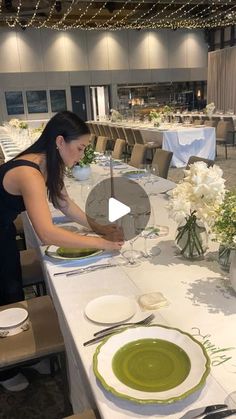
78, 1, 108, 29
113, 0, 145, 29
6, 0, 22, 28
36, 0, 57, 28
0, 0, 235, 30
51, 0, 76, 30
126, 1, 161, 29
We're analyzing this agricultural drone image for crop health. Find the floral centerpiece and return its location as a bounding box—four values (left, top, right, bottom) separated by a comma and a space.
9, 119, 28, 129
163, 105, 173, 115
72, 144, 96, 181
212, 191, 236, 271
205, 102, 215, 117
9, 118, 20, 128
167, 162, 226, 259
149, 109, 162, 127
110, 109, 122, 123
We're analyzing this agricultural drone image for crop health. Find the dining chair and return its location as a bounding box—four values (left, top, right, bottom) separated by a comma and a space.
204, 120, 218, 128
151, 149, 173, 179
132, 129, 144, 144
89, 133, 96, 148
95, 136, 108, 153
129, 144, 147, 168
186, 155, 215, 169
20, 248, 47, 296
216, 120, 232, 159
112, 138, 126, 160
0, 295, 70, 414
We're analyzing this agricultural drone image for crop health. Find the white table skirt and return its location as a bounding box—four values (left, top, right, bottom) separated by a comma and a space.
162, 127, 216, 168
22, 165, 236, 418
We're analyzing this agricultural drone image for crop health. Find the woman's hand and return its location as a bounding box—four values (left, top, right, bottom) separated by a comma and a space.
96, 223, 124, 242
98, 237, 124, 251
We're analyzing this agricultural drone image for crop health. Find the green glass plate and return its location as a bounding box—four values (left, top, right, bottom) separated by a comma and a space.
112, 338, 191, 392
45, 245, 103, 260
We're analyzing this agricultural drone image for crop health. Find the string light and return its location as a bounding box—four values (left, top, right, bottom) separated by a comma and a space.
0, 0, 235, 30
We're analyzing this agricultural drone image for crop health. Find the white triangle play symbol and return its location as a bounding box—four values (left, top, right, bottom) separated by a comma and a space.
108, 197, 131, 222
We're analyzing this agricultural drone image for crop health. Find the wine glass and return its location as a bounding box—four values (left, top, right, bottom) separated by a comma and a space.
141, 207, 169, 258
122, 212, 143, 266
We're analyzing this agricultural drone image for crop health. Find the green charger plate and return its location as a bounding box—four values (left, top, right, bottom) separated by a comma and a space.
93, 324, 210, 404
45, 245, 103, 260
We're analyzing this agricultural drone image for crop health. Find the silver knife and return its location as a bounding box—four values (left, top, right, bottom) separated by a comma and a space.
180, 405, 228, 419
54, 263, 113, 277
203, 409, 236, 419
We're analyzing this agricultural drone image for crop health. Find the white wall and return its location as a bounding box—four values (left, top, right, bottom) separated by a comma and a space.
0, 28, 208, 121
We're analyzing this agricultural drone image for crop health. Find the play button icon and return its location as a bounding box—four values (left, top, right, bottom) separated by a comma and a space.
85, 176, 151, 241
108, 197, 130, 222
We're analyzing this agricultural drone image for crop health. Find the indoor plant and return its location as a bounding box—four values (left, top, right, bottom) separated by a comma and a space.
212, 190, 236, 272
72, 144, 96, 181
167, 162, 226, 259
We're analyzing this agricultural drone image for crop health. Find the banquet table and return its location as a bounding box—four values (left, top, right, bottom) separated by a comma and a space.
93, 122, 216, 168
21, 162, 236, 418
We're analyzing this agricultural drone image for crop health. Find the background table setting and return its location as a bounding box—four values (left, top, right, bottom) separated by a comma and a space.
21, 160, 236, 418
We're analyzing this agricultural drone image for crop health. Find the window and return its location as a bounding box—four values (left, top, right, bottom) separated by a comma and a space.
5, 91, 24, 115
26, 90, 48, 113
50, 90, 67, 112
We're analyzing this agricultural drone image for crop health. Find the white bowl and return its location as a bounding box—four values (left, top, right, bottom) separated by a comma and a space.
0, 307, 29, 337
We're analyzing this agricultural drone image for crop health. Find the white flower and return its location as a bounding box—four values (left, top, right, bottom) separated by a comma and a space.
233, 236, 236, 245
167, 161, 226, 228
9, 118, 20, 128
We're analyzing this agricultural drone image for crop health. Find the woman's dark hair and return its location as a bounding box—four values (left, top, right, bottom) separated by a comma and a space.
17, 111, 90, 207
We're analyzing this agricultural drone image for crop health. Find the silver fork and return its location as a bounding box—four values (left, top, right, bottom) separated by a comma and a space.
93, 313, 155, 336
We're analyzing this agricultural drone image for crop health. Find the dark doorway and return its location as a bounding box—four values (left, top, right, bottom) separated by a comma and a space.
71, 86, 87, 121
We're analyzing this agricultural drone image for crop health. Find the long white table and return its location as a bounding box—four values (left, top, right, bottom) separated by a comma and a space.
22, 164, 236, 417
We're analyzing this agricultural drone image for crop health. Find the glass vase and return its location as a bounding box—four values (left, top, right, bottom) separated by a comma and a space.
218, 245, 236, 272
175, 215, 208, 260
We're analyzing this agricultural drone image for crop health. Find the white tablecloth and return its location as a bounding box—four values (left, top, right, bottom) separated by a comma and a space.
22, 165, 236, 418
162, 127, 216, 168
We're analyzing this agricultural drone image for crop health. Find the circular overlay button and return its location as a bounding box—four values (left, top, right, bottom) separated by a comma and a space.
85, 176, 151, 241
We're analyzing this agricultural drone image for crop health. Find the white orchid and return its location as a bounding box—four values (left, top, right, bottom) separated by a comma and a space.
9, 118, 20, 128
167, 161, 226, 228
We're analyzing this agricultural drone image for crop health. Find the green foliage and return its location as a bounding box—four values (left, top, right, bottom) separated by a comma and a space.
212, 190, 236, 248
18, 121, 28, 129
77, 144, 96, 167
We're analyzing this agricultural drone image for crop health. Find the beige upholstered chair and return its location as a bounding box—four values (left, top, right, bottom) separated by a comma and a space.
20, 248, 46, 296
0, 296, 69, 411
129, 144, 147, 168
186, 155, 215, 169
216, 120, 231, 159
152, 149, 173, 179
95, 136, 108, 153
204, 120, 217, 128
64, 410, 96, 419
89, 133, 96, 148
132, 129, 144, 144
112, 139, 125, 160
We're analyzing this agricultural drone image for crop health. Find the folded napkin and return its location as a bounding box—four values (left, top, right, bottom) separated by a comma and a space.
177, 128, 205, 145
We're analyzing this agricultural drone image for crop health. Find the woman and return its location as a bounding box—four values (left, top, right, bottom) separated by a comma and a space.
0, 111, 123, 391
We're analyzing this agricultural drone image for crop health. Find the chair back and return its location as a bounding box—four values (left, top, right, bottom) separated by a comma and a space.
129, 144, 147, 168
89, 133, 96, 147
152, 149, 173, 179
216, 120, 231, 140
186, 155, 215, 169
124, 128, 135, 146
133, 129, 144, 144
95, 136, 108, 153
92, 123, 100, 137
112, 139, 125, 160
110, 126, 119, 141
204, 120, 217, 128
117, 126, 126, 140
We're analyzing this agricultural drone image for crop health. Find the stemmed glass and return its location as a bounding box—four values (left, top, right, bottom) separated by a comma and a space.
121, 212, 143, 266
141, 208, 169, 258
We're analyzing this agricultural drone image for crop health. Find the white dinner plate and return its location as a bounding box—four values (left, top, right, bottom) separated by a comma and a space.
85, 295, 136, 324
0, 307, 29, 337
93, 325, 210, 404
45, 245, 103, 260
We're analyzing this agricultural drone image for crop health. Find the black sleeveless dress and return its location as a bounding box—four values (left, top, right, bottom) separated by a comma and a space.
0, 159, 41, 305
